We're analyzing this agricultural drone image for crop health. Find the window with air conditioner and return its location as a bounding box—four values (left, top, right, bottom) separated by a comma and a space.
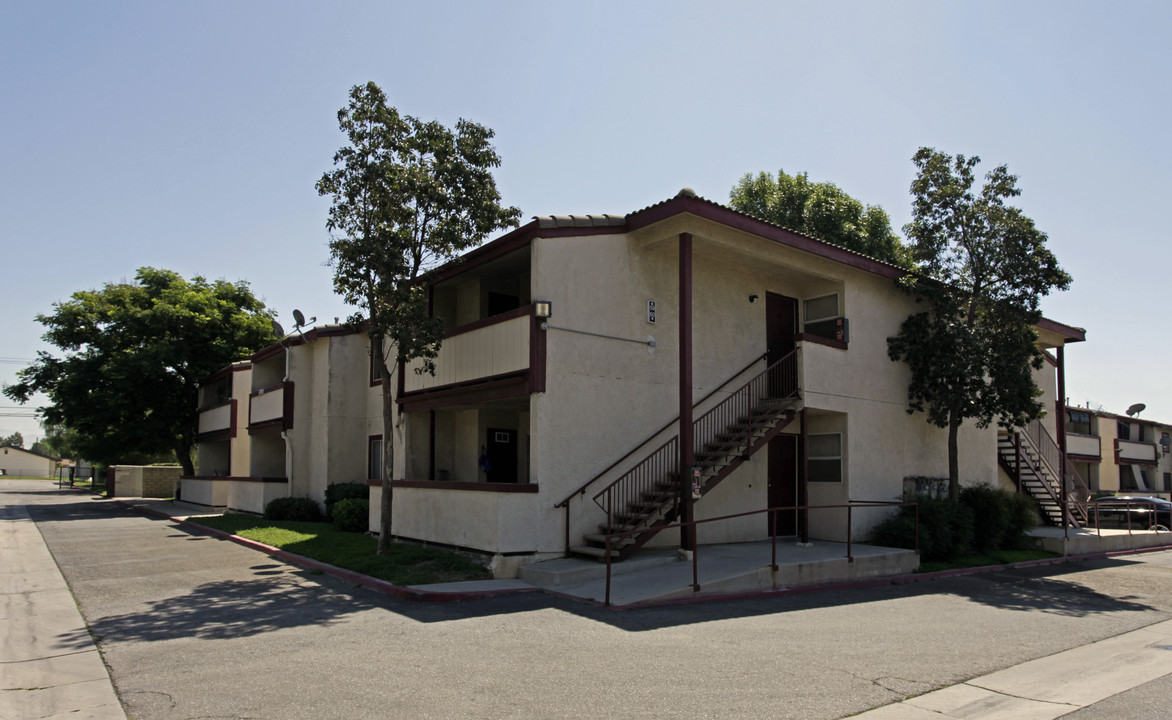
803, 294, 847, 343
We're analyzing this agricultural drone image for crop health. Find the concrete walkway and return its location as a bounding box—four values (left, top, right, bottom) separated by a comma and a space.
854, 618, 1172, 719
0, 502, 126, 720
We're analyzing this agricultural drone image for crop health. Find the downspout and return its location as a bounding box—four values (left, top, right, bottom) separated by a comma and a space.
281, 343, 294, 492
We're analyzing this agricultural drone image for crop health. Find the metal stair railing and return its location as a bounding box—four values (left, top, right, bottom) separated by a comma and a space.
590, 351, 800, 548
1016, 419, 1089, 526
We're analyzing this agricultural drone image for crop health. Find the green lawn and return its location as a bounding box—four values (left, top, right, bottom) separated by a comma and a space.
192, 514, 492, 586
917, 549, 1060, 574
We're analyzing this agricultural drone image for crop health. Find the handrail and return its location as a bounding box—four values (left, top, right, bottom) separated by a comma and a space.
599, 500, 917, 606
1022, 419, 1089, 523
553, 351, 769, 509
589, 352, 800, 548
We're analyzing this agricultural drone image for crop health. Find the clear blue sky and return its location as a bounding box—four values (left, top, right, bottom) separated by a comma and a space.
2, 1, 1170, 443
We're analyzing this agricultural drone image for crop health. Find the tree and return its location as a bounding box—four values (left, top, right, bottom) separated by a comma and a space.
30, 420, 80, 459
0, 431, 24, 448
4, 268, 276, 475
730, 169, 908, 265
887, 148, 1071, 501
317, 82, 520, 554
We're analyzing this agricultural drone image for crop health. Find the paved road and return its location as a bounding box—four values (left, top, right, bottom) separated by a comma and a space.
8, 479, 1172, 719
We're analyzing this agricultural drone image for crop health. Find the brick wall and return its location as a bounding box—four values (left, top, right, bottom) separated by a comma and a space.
141, 466, 181, 498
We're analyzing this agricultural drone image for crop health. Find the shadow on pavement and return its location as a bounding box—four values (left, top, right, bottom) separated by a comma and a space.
61, 575, 379, 645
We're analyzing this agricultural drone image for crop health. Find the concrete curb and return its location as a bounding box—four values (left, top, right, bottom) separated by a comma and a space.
115, 500, 1172, 609
119, 501, 542, 603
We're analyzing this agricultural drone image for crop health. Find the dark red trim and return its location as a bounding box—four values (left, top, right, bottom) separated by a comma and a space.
282, 380, 294, 430
397, 359, 406, 400
399, 371, 529, 413
1056, 345, 1067, 516
445, 304, 531, 338
367, 478, 539, 493
247, 419, 284, 435
1066, 431, 1100, 439
529, 311, 547, 393
429, 222, 537, 285
250, 324, 365, 362
250, 382, 286, 398
794, 333, 848, 351
1036, 317, 1087, 344
195, 429, 232, 443
1043, 350, 1058, 367
200, 361, 252, 386
628, 195, 905, 280
1067, 454, 1102, 462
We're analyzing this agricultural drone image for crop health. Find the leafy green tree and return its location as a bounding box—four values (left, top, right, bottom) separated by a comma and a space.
4, 268, 276, 475
0, 431, 24, 448
730, 169, 907, 265
887, 148, 1071, 500
317, 82, 520, 554
30, 420, 78, 459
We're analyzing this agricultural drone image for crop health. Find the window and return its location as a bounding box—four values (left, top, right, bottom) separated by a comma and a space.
1164, 473, 1171, 492
802, 294, 846, 342
1117, 421, 1131, 441
808, 433, 842, 483
1067, 410, 1092, 435
368, 436, 383, 481
369, 341, 383, 386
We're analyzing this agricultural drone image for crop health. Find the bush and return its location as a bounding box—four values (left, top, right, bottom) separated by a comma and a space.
332, 497, 370, 532
1003, 491, 1040, 548
264, 496, 323, 522
869, 497, 973, 562
324, 482, 369, 519
959, 484, 1008, 553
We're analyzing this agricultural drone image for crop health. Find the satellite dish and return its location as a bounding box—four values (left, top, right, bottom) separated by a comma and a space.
271, 319, 285, 337
292, 309, 306, 328
1126, 403, 1146, 417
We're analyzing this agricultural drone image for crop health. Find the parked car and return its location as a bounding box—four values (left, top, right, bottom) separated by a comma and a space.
1088, 496, 1172, 531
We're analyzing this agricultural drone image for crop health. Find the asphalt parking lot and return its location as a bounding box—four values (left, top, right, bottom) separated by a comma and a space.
8, 479, 1172, 720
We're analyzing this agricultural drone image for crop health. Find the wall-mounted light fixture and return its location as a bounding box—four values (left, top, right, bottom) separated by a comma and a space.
534, 300, 552, 319
749, 294, 759, 303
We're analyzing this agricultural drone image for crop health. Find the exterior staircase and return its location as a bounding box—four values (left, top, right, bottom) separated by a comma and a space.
570, 351, 801, 561
997, 420, 1089, 528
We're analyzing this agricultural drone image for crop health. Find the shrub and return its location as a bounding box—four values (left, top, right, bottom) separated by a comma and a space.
959, 484, 1008, 553
324, 482, 369, 519
869, 497, 973, 561
264, 496, 323, 522
1003, 491, 1040, 548
332, 498, 369, 532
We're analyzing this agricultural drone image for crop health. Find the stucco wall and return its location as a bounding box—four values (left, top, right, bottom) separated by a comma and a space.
0, 448, 55, 478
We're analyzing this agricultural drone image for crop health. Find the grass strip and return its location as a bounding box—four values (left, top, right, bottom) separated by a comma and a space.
193, 514, 492, 586
917, 548, 1060, 573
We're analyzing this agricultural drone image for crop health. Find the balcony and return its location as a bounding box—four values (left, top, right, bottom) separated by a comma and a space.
197, 401, 233, 437
401, 307, 534, 401
249, 381, 292, 433
1066, 433, 1101, 460
1118, 439, 1158, 465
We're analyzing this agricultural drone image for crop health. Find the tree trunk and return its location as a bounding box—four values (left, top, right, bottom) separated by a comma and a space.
947, 412, 961, 502
176, 437, 195, 476
376, 335, 395, 556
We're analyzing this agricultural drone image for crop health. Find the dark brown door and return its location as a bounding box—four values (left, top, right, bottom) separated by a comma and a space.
485, 428, 518, 483
766, 293, 798, 396
768, 434, 798, 536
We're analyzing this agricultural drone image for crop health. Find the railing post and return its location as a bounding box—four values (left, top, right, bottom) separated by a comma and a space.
605, 534, 613, 606
771, 508, 778, 571
1013, 433, 1022, 493
847, 504, 853, 562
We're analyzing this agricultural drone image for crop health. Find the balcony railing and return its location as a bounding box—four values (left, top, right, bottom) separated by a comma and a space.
249, 382, 289, 428
1065, 433, 1101, 459
1118, 439, 1159, 464
402, 309, 530, 393
197, 401, 233, 435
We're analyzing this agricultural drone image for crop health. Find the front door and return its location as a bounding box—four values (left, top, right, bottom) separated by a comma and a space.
484, 428, 518, 483
768, 433, 798, 536
766, 293, 798, 396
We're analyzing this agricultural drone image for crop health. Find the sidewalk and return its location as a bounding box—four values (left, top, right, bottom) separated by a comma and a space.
854, 618, 1172, 719
0, 502, 126, 720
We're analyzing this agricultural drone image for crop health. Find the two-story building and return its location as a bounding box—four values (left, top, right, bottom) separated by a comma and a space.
188, 189, 1086, 577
